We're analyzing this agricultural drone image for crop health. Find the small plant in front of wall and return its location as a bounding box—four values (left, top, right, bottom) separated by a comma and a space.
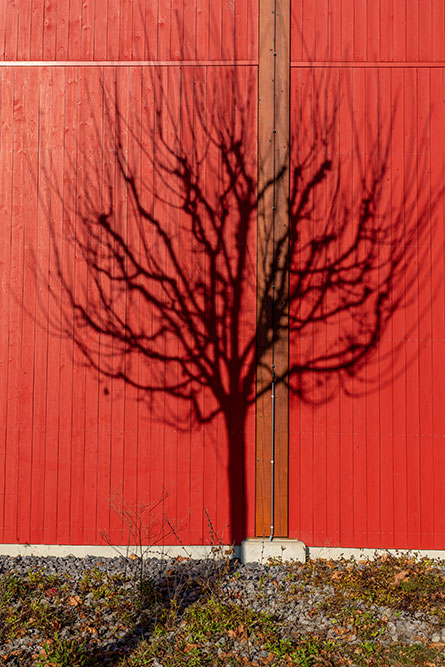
38, 634, 92, 667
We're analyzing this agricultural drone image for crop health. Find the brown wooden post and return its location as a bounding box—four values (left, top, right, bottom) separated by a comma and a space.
256, 0, 290, 537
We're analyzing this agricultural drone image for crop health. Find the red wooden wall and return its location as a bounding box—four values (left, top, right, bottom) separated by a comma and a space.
289, 0, 445, 549
1, 0, 444, 550
0, 0, 258, 546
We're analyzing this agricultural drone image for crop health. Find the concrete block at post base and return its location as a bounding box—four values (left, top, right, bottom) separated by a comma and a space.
240, 538, 306, 564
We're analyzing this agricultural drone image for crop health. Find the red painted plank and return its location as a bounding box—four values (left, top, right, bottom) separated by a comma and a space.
17, 1, 31, 60
379, 1, 393, 62
354, 0, 367, 61
0, 2, 6, 60
107, 66, 130, 545
350, 67, 367, 546
432, 2, 445, 61
55, 66, 76, 543
3, 1, 19, 60
68, 0, 82, 60
81, 0, 95, 61
106, 0, 120, 60
311, 68, 329, 547
16, 66, 38, 544
242, 66, 257, 540
324, 67, 341, 547
81, 69, 101, 545
338, 67, 355, 546
302, 0, 315, 62
366, 0, 379, 62
162, 64, 183, 542
403, 67, 422, 547
390, 68, 408, 548
0, 69, 14, 542
6, 67, 27, 542
328, 0, 342, 61
183, 0, 197, 60
290, 0, 303, 62
221, 0, 234, 61
430, 68, 445, 548
119, 0, 133, 61
43, 66, 66, 544
132, 0, 146, 60
144, 0, 159, 60
200, 65, 218, 541
29, 66, 49, 545
55, 0, 70, 60
92, 0, 107, 60
314, 0, 328, 61
378, 68, 395, 547
406, 0, 419, 62
42, 0, 57, 59
120, 66, 143, 542
95, 66, 115, 545
417, 68, 435, 548
419, 0, 432, 62
157, 0, 171, 60
341, 0, 354, 61
393, 0, 407, 61
208, 1, 221, 61
69, 67, 90, 545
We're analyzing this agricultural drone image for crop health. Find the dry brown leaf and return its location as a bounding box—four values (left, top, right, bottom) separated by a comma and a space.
67, 595, 82, 607
393, 570, 410, 585
227, 624, 248, 640
184, 643, 198, 653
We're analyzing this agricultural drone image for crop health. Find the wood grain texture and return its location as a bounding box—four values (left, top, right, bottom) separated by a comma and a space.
1, 0, 258, 63
289, 0, 445, 550
256, 0, 290, 538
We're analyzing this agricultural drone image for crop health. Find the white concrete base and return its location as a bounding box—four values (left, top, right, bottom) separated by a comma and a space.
240, 538, 306, 563
0, 543, 443, 563
0, 543, 240, 560
307, 546, 445, 561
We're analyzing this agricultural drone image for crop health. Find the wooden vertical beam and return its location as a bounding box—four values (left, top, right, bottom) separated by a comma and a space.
256, 0, 290, 537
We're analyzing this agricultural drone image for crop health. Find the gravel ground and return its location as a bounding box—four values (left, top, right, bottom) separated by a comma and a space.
0, 554, 444, 665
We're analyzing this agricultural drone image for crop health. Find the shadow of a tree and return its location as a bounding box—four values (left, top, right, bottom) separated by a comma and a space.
44, 65, 438, 544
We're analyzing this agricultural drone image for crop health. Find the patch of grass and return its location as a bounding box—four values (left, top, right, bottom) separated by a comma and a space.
0, 555, 444, 666
38, 634, 94, 667
290, 554, 445, 621
183, 597, 275, 642
264, 635, 340, 666
345, 642, 445, 666
0, 570, 69, 641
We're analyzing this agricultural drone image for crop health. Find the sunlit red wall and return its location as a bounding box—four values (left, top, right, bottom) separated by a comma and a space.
0, 0, 444, 550
289, 0, 445, 549
0, 0, 258, 546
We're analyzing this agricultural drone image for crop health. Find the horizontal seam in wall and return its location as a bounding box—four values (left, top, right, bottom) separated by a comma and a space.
0, 60, 259, 67
291, 61, 445, 68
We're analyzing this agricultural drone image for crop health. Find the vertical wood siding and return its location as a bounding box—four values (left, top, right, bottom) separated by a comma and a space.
0, 1, 258, 545
289, 0, 445, 549
1, 0, 258, 63
1, 0, 445, 550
